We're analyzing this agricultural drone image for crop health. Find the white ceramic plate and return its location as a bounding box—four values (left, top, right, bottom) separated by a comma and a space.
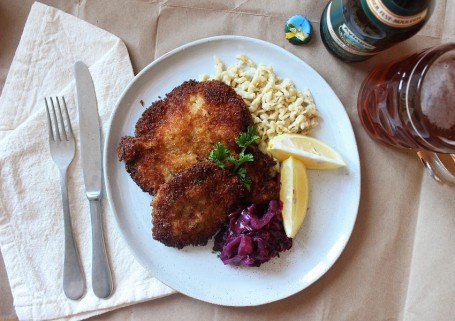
104, 36, 361, 306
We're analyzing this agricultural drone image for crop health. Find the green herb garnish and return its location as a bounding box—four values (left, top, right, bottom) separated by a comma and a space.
236, 167, 251, 191
236, 126, 260, 152
208, 126, 259, 190
208, 142, 231, 169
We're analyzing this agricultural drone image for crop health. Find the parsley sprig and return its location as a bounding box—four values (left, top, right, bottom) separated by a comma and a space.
208, 126, 259, 191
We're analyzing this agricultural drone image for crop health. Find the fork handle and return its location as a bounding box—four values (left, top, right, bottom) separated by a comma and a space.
60, 170, 86, 300
89, 198, 113, 298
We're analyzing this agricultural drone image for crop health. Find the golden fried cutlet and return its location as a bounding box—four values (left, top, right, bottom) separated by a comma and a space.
117, 80, 251, 195
244, 147, 280, 205
151, 161, 246, 249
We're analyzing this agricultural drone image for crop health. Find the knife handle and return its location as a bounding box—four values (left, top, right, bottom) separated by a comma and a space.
89, 198, 113, 298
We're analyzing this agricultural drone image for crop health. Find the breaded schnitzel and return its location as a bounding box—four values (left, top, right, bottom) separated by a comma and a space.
151, 161, 246, 249
117, 80, 251, 195
243, 147, 280, 204
150, 150, 280, 249
118, 79, 281, 249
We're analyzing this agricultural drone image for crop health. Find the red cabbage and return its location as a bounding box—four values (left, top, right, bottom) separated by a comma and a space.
213, 200, 292, 267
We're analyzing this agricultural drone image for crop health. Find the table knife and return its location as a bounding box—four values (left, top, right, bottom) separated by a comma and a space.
74, 61, 113, 299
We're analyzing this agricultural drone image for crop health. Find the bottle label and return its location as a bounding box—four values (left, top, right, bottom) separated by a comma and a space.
324, 2, 377, 57
362, 0, 428, 29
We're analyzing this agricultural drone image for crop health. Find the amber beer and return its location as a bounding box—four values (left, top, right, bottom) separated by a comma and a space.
357, 43, 455, 154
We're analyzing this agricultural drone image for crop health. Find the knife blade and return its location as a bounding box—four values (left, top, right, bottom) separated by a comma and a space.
74, 61, 113, 299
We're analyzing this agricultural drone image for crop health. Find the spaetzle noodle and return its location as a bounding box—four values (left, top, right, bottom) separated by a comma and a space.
200, 55, 319, 152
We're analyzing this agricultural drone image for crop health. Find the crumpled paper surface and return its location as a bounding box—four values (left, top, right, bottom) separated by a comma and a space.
0, 2, 174, 321
1, 1, 455, 321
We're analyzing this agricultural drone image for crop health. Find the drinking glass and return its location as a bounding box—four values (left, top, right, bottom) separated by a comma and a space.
357, 43, 455, 185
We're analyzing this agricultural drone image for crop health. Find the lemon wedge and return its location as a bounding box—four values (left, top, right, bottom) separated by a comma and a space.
280, 156, 309, 238
267, 134, 345, 169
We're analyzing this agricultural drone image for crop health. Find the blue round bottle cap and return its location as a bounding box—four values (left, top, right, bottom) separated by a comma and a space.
285, 15, 313, 45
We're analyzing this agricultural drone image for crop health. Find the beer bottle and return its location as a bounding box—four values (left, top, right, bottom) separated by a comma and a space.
320, 0, 434, 62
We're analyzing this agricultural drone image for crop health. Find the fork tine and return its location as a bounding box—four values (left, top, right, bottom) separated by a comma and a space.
61, 97, 73, 140
55, 97, 68, 141
45, 98, 55, 141
50, 97, 61, 141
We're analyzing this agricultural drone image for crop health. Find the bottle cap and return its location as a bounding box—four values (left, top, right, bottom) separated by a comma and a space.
285, 15, 312, 45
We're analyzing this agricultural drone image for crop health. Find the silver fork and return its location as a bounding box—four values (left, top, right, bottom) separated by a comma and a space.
45, 97, 86, 300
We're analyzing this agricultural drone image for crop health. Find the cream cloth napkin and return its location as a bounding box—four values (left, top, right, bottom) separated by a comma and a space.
0, 2, 175, 321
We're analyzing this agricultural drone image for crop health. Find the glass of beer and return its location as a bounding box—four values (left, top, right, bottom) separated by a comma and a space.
358, 43, 455, 185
